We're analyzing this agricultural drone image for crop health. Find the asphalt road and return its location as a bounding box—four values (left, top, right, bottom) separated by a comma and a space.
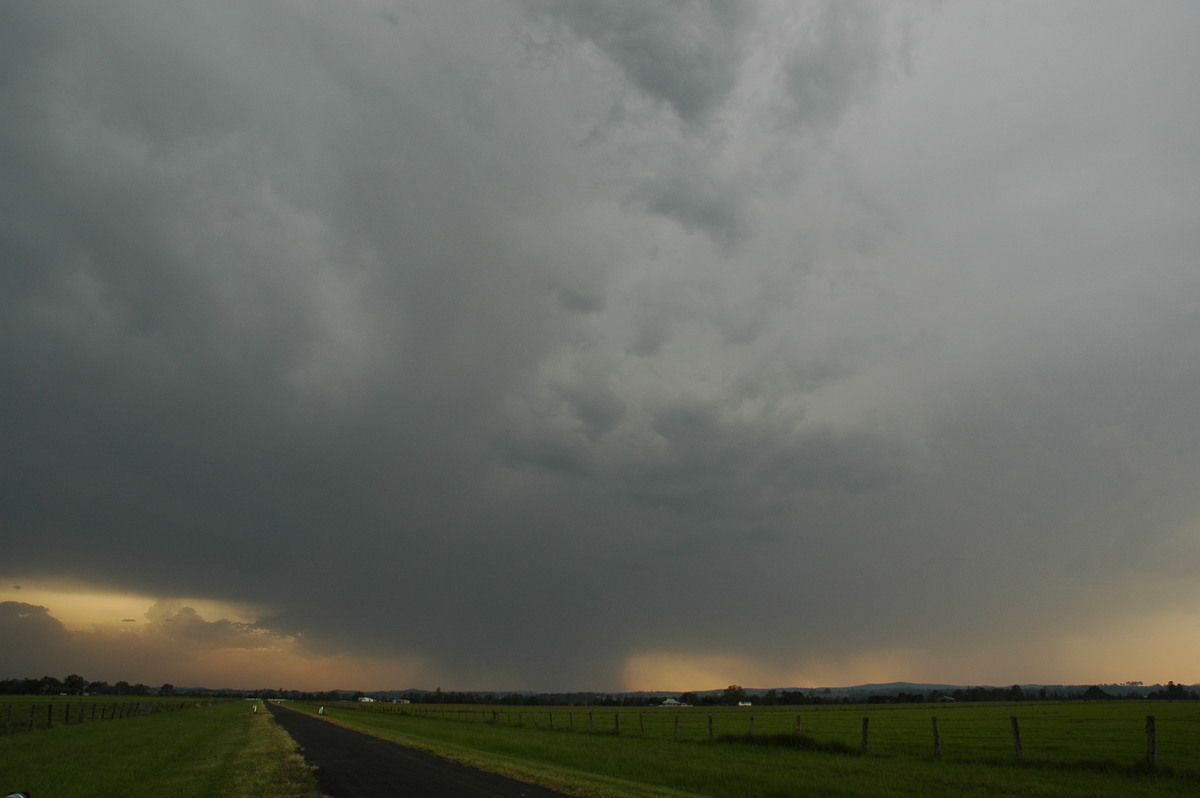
266, 702, 575, 798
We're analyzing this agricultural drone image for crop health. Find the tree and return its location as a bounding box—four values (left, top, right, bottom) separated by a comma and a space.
721, 685, 747, 705
160, 683, 175, 696
63, 674, 86, 695
1147, 681, 1198, 700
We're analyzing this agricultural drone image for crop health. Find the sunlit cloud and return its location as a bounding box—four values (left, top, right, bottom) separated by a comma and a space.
0, 579, 276, 631
0, 584, 430, 690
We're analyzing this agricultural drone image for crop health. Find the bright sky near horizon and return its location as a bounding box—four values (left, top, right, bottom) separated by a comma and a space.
3, 1, 1200, 693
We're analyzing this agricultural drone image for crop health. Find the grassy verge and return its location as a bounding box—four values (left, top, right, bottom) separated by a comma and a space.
0, 700, 325, 798
284, 701, 1200, 798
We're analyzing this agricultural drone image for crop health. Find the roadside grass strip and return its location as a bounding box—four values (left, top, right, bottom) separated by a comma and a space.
0, 700, 324, 798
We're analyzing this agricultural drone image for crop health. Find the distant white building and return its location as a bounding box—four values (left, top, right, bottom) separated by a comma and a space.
660, 698, 689, 707
358, 696, 375, 703
737, 701, 753, 707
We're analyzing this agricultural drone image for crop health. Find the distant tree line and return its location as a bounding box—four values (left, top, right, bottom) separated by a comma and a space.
853, 684, 1200, 704
1144, 682, 1199, 701
4, 675, 1196, 703
0, 675, 175, 696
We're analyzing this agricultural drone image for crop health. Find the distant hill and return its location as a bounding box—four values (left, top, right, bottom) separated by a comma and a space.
167, 680, 1194, 702
354, 681, 1192, 702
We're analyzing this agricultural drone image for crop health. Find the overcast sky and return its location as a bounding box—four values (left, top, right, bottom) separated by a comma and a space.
4, 0, 1200, 692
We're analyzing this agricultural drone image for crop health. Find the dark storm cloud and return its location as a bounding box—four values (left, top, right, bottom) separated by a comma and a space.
5, 0, 1200, 690
0, 604, 73, 665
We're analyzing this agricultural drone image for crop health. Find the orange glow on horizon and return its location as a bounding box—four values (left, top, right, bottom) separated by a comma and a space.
7, 577, 1200, 692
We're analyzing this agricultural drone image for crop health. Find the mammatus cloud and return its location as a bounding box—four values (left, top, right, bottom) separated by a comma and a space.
3, 1, 1200, 691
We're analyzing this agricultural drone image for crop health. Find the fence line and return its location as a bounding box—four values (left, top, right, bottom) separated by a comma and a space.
0, 699, 216, 736
357, 702, 1187, 769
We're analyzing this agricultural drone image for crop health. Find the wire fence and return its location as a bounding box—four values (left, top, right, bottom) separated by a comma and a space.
353, 701, 1200, 771
0, 698, 217, 736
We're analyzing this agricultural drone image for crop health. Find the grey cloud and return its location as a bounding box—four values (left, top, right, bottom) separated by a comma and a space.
781, 1, 890, 131
495, 430, 592, 477
552, 284, 606, 314
0, 604, 73, 666
629, 315, 671, 357
521, 0, 755, 125
652, 400, 723, 450
631, 404, 902, 514
5, 0, 1200, 691
557, 384, 626, 441
628, 172, 748, 251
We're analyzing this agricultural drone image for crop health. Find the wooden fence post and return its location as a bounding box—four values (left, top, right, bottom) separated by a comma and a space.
639, 713, 645, 737
674, 715, 680, 741
749, 716, 755, 736
549, 712, 554, 729
861, 717, 869, 752
47, 703, 54, 729
569, 712, 574, 731
931, 717, 941, 760
614, 713, 620, 735
1146, 715, 1156, 766
795, 715, 802, 735
708, 715, 713, 741
29, 704, 35, 731
588, 711, 594, 731
1010, 717, 1023, 761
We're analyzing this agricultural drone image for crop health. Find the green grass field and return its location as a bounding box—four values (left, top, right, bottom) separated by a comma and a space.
0, 695, 202, 734
4, 694, 1196, 797
386, 701, 1200, 765
0, 699, 324, 797
281, 700, 1200, 797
